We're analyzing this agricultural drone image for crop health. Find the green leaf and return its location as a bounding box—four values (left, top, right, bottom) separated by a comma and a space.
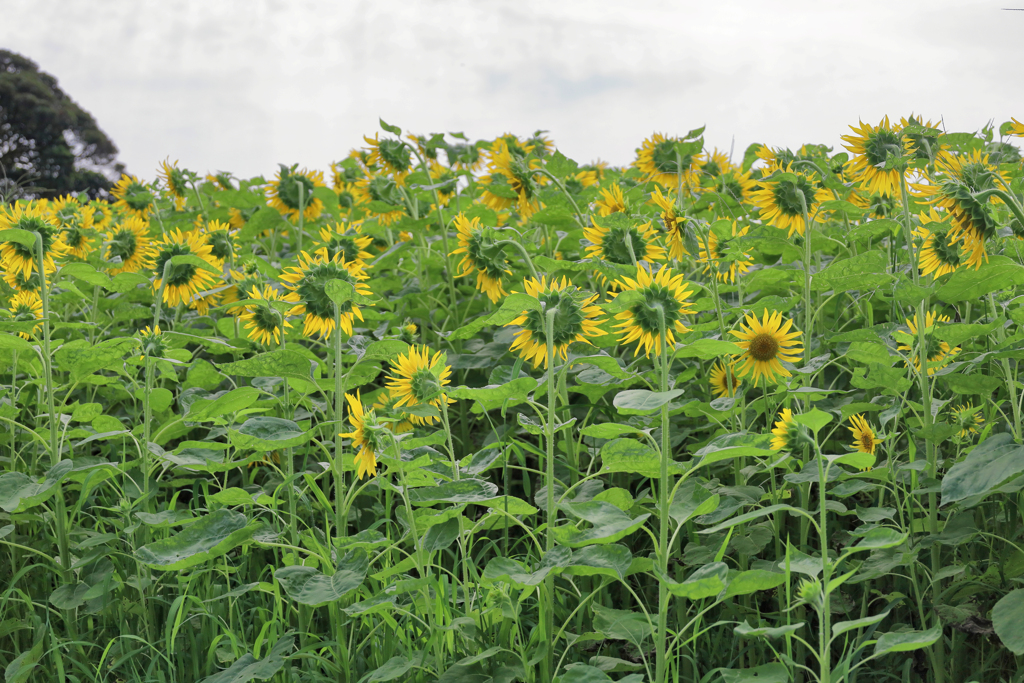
993, 589, 1024, 654
694, 432, 775, 465
325, 279, 376, 306
448, 293, 540, 341
592, 603, 652, 643
556, 665, 616, 682
940, 372, 1001, 396
275, 550, 368, 607
3, 635, 42, 683
724, 570, 786, 598
564, 545, 633, 581
0, 228, 39, 248
0, 460, 73, 513
674, 338, 743, 360
484, 546, 572, 588
851, 527, 906, 551
408, 478, 498, 505
106, 271, 151, 293
162, 447, 248, 473
554, 501, 650, 548
669, 480, 720, 526
613, 389, 684, 415
367, 652, 425, 682
49, 582, 90, 610
941, 433, 1024, 505
812, 251, 892, 292
229, 417, 309, 452
217, 350, 311, 378
170, 253, 222, 275
935, 256, 1024, 302
136, 509, 259, 571
832, 609, 892, 637
661, 562, 728, 600
581, 423, 642, 439
0, 334, 35, 354
186, 387, 261, 421
734, 621, 804, 640
54, 337, 138, 380
795, 408, 832, 435
600, 438, 683, 478
198, 635, 294, 683
447, 377, 537, 403
719, 663, 790, 683
379, 118, 402, 135
60, 262, 112, 287
873, 625, 942, 656
546, 150, 579, 178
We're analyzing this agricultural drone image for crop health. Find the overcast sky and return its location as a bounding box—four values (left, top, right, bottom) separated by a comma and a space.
4, 0, 1022, 180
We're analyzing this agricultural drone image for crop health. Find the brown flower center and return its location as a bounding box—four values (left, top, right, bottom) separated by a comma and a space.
749, 332, 779, 362
859, 433, 874, 452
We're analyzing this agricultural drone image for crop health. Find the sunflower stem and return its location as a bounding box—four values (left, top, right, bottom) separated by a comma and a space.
542, 308, 558, 683
654, 305, 672, 683
988, 292, 1021, 441
493, 239, 540, 282
532, 168, 587, 228
797, 191, 815, 367
333, 304, 347, 539
152, 259, 174, 332
408, 145, 461, 319
297, 182, 305, 256
973, 188, 1024, 229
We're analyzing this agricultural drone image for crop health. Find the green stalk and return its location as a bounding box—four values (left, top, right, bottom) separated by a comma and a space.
654, 306, 672, 683
493, 239, 540, 282
797, 192, 815, 365
297, 182, 305, 256
532, 168, 587, 228
987, 293, 1022, 440
333, 304, 347, 538
440, 399, 472, 607
541, 308, 558, 683
811, 437, 831, 683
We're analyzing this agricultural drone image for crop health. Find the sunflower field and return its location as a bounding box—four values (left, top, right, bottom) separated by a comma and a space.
3, 116, 1024, 683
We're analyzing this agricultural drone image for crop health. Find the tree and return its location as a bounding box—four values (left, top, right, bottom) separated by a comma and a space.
0, 49, 124, 200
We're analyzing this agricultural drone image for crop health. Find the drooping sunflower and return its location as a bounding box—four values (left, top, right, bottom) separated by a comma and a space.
0, 202, 68, 277
237, 285, 292, 346
385, 346, 454, 426
750, 162, 832, 237
451, 212, 510, 303
313, 222, 373, 265
267, 165, 326, 221
444, 141, 484, 173
770, 409, 800, 451
634, 133, 705, 190
612, 265, 695, 358
649, 186, 688, 260
523, 131, 554, 157
950, 403, 984, 438
506, 276, 604, 368
46, 195, 96, 260
110, 175, 156, 219
848, 414, 876, 455
697, 221, 752, 284
363, 133, 414, 185
373, 392, 415, 435
841, 117, 913, 197
158, 158, 190, 211
710, 361, 741, 398
104, 216, 156, 275
280, 251, 372, 339
914, 208, 962, 278
896, 310, 959, 376
7, 290, 43, 340
584, 218, 666, 267
340, 392, 387, 480
204, 172, 235, 190
151, 228, 221, 312
480, 139, 543, 219
350, 172, 407, 226
594, 184, 629, 216
2, 269, 42, 294
730, 310, 804, 384
899, 114, 945, 163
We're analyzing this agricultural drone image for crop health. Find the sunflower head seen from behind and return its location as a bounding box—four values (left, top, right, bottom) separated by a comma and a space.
612, 265, 694, 358
507, 276, 604, 369
841, 116, 913, 197
7, 290, 43, 340
451, 213, 510, 303
697, 220, 752, 284
750, 162, 831, 238
340, 392, 389, 480
385, 346, 453, 426
895, 310, 959, 376
104, 216, 156, 276
110, 174, 156, 219
158, 158, 190, 211
238, 285, 292, 347
0, 202, 68, 278
152, 228, 220, 311
280, 251, 372, 339
634, 132, 705, 191
267, 164, 326, 221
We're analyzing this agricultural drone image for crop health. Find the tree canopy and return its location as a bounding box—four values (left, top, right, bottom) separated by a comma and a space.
0, 49, 124, 199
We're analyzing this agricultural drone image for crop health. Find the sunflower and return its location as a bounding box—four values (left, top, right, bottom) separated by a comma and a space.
2, 268, 42, 293
158, 158, 190, 211
46, 195, 96, 260
698, 221, 752, 284
385, 346, 454, 426
89, 201, 114, 230
634, 133, 705, 190
750, 162, 832, 237
770, 409, 800, 451
507, 276, 604, 368
205, 172, 235, 190
7, 290, 43, 340
573, 169, 600, 188
104, 216, 156, 275
313, 222, 373, 265
848, 414, 876, 455
201, 219, 238, 267
280, 251, 372, 339
444, 141, 484, 173
849, 190, 897, 220
110, 175, 155, 219
222, 260, 264, 314
350, 172, 407, 226
896, 310, 959, 376
841, 117, 913, 197
702, 148, 733, 178
899, 114, 944, 162
712, 167, 757, 206
426, 160, 458, 207
584, 218, 666, 267
914, 208, 962, 278
267, 165, 326, 221
649, 186, 688, 260
950, 403, 984, 438
480, 140, 543, 219
594, 184, 629, 216
1009, 118, 1024, 137
730, 311, 804, 384
523, 131, 554, 157
363, 133, 413, 185
137, 325, 165, 359
710, 361, 741, 398
0, 202, 68, 277
340, 392, 388, 480
612, 265, 694, 358
451, 212, 510, 303
238, 285, 292, 346
373, 392, 415, 435
152, 228, 221, 313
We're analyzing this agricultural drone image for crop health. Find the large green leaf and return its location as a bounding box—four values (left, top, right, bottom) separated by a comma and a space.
873, 626, 942, 655
600, 438, 684, 478
661, 562, 729, 600
993, 589, 1024, 654
54, 337, 138, 380
555, 665, 615, 682
674, 339, 743, 360
694, 432, 775, 465
724, 569, 786, 598
613, 389, 684, 415
669, 480, 721, 526
217, 350, 312, 378
185, 387, 260, 421
449, 293, 540, 341
812, 251, 892, 292
592, 603, 652, 644
408, 478, 498, 505
719, 663, 790, 683
0, 460, 73, 513
935, 256, 1024, 302
941, 433, 1024, 505
136, 509, 259, 571
447, 377, 537, 403
229, 417, 310, 451
198, 635, 294, 683
275, 550, 368, 607
553, 501, 650, 548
